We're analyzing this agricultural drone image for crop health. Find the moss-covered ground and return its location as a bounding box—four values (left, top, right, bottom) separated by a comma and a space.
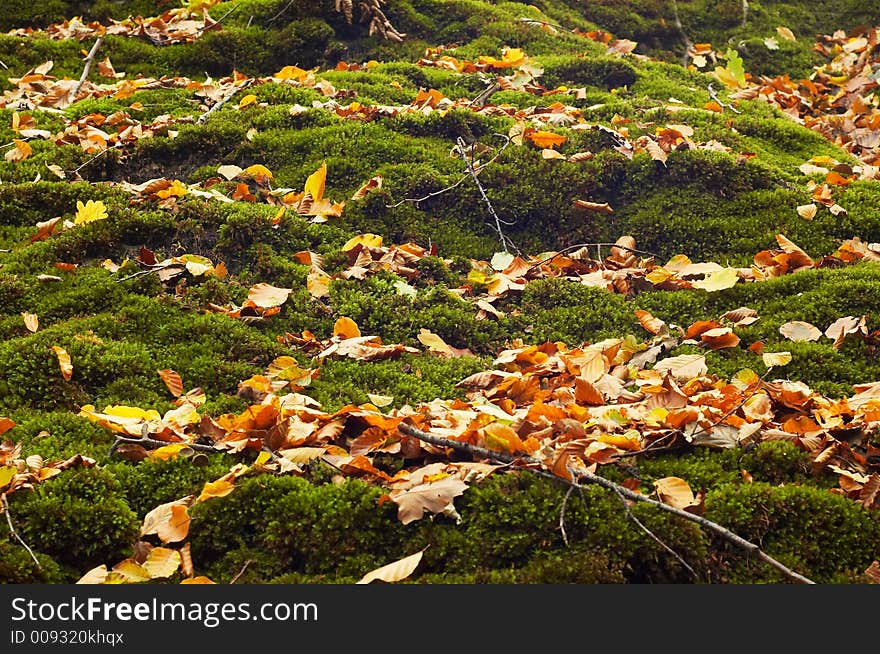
1, 0, 880, 584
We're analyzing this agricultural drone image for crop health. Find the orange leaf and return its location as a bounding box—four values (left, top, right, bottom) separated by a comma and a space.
0, 417, 15, 436
197, 478, 236, 503
653, 476, 699, 510
157, 369, 184, 397
333, 316, 361, 340
51, 345, 73, 380
635, 309, 666, 335
526, 131, 567, 149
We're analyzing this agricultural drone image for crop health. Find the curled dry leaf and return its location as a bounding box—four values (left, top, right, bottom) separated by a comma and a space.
653, 476, 701, 512
51, 345, 73, 380
22, 312, 39, 332
141, 497, 192, 544
388, 475, 468, 525
762, 351, 792, 367
356, 548, 426, 584
157, 368, 184, 397
247, 283, 292, 309
333, 316, 361, 340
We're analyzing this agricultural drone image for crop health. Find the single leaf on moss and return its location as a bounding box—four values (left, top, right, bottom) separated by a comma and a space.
74, 199, 108, 225
333, 316, 361, 340
779, 321, 821, 342
692, 267, 739, 291
356, 548, 426, 584
762, 351, 792, 367
51, 345, 73, 380
526, 131, 567, 148
76, 564, 109, 584
247, 283, 292, 309
654, 476, 700, 511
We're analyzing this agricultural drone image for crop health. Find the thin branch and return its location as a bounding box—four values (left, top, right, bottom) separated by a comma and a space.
199, 4, 239, 32
386, 133, 512, 209
70, 142, 123, 177
197, 78, 255, 124
398, 421, 815, 584
456, 136, 520, 254
469, 81, 501, 108
110, 434, 221, 454
229, 559, 253, 584
2, 494, 42, 570
0, 59, 8, 70
72, 36, 104, 100
526, 241, 659, 273
741, 0, 749, 28
558, 484, 575, 547
610, 485, 697, 579
708, 83, 742, 114
266, 0, 297, 25
669, 0, 693, 66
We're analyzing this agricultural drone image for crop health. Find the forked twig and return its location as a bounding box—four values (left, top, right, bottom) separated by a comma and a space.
397, 422, 815, 584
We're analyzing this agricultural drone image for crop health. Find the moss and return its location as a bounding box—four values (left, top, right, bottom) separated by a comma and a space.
2, 468, 139, 579
0, 542, 67, 584
705, 482, 880, 582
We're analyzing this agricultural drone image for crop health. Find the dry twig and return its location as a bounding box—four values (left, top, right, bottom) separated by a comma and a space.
397, 421, 815, 584
72, 36, 104, 100
2, 494, 42, 570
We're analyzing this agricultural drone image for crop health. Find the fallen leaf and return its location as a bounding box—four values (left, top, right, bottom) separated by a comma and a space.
356, 548, 425, 584
22, 312, 39, 332
247, 283, 292, 309
762, 351, 792, 367
797, 203, 817, 220
654, 476, 700, 511
333, 316, 361, 340
157, 369, 184, 397
779, 321, 822, 342
692, 267, 739, 291
74, 199, 108, 225
142, 547, 181, 579
389, 476, 468, 524
51, 345, 73, 380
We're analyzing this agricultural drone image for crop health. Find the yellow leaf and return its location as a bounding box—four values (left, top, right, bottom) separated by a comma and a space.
109, 560, 151, 584
142, 547, 181, 579
776, 26, 797, 41
691, 267, 739, 292
148, 443, 191, 461
156, 179, 188, 199
180, 576, 215, 584
762, 351, 792, 367
197, 478, 236, 502
238, 94, 258, 109
180, 254, 214, 276
0, 466, 16, 490
303, 162, 327, 203
51, 345, 73, 380
356, 548, 425, 584
241, 164, 273, 181
417, 328, 452, 355
4, 139, 32, 162
76, 564, 109, 584
74, 199, 108, 225
247, 282, 292, 309
341, 233, 383, 251
367, 393, 393, 407
307, 266, 331, 299
796, 203, 817, 220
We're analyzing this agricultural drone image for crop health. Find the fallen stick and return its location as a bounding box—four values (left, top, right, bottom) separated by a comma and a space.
197, 78, 254, 124
2, 494, 41, 570
397, 421, 815, 584
72, 36, 104, 100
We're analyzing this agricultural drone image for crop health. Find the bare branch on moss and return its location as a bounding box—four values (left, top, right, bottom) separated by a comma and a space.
108, 434, 222, 456
197, 78, 255, 125
386, 133, 512, 209
610, 485, 698, 579
669, 0, 693, 66
741, 0, 749, 28
456, 136, 521, 254
558, 484, 575, 547
708, 83, 742, 114
72, 36, 104, 100
2, 494, 42, 570
397, 422, 816, 584
229, 559, 253, 584
70, 142, 123, 178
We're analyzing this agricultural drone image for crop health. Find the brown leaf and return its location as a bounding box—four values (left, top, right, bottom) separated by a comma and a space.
389, 476, 468, 524
573, 199, 614, 214
157, 368, 184, 397
653, 476, 700, 511
141, 497, 192, 544
247, 283, 292, 309
860, 473, 880, 508
634, 309, 666, 335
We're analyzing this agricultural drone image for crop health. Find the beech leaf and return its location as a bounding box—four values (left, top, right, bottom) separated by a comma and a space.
357, 548, 426, 584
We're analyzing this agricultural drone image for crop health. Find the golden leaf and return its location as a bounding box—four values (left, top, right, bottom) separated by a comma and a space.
74, 199, 108, 225
142, 547, 181, 579
51, 345, 73, 380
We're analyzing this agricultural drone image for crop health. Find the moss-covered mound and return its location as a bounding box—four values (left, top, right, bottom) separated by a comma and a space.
1, 0, 879, 584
